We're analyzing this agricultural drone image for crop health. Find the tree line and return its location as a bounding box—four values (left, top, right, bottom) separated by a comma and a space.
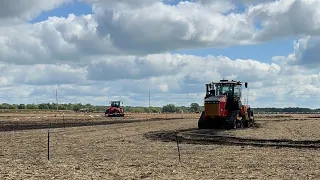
0, 103, 319, 113
0, 102, 203, 113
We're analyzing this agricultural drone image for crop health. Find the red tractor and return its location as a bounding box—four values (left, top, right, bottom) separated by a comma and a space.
105, 101, 124, 117
198, 79, 255, 129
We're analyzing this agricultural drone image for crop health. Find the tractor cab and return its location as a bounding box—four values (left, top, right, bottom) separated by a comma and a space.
205, 80, 247, 111
206, 80, 244, 98
110, 101, 122, 108
216, 81, 242, 99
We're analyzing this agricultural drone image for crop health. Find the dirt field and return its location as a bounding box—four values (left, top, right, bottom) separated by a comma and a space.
0, 112, 319, 179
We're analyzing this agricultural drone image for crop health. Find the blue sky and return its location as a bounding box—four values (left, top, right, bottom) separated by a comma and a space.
29, 1, 92, 23
173, 38, 295, 62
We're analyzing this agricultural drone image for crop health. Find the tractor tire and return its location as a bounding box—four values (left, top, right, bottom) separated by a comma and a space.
248, 110, 255, 127
226, 110, 239, 129
198, 111, 208, 129
243, 120, 249, 128
105, 109, 109, 116
113, 110, 120, 117
242, 116, 249, 128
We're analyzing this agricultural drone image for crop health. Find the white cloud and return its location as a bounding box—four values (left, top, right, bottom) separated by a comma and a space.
93, 1, 255, 54
276, 36, 320, 69
248, 0, 320, 41
0, 0, 72, 21
0, 0, 320, 108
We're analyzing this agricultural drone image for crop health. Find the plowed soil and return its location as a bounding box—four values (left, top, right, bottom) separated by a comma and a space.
0, 113, 319, 179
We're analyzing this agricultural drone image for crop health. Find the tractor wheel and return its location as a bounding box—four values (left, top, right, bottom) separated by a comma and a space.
105, 109, 109, 116
198, 111, 209, 129
114, 110, 120, 117
198, 119, 207, 129
248, 110, 255, 127
233, 119, 243, 129
226, 110, 239, 129
243, 120, 249, 128
242, 116, 249, 128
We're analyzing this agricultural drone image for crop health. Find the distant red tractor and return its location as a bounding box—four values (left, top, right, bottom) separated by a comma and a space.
105, 101, 125, 117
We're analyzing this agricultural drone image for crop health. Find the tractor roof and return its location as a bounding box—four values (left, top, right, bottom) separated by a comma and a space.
212, 79, 242, 85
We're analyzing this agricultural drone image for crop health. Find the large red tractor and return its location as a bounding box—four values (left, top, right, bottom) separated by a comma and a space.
198, 79, 254, 129
105, 101, 124, 117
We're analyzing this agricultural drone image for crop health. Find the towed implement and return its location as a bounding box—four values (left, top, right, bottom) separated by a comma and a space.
198, 79, 254, 129
105, 101, 125, 117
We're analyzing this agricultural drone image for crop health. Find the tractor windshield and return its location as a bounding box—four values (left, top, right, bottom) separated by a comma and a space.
234, 85, 241, 97
216, 84, 233, 96
111, 101, 120, 108
215, 83, 242, 97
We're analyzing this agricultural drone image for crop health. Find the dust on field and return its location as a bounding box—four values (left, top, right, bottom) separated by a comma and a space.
0, 114, 319, 179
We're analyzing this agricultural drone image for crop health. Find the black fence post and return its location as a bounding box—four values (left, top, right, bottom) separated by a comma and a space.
47, 129, 50, 160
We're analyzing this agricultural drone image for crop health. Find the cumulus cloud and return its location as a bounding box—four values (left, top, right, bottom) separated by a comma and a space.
0, 63, 87, 86
0, 0, 72, 21
1, 51, 320, 107
248, 0, 320, 41
93, 1, 255, 54
2, 0, 320, 65
276, 36, 320, 69
0, 14, 121, 65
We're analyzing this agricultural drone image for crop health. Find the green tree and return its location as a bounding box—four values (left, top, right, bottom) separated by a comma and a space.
26, 104, 38, 109
18, 104, 26, 109
73, 103, 82, 112
38, 103, 49, 109
162, 104, 177, 113
190, 103, 200, 112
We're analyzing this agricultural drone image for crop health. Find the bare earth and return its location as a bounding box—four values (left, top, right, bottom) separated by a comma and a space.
0, 113, 319, 179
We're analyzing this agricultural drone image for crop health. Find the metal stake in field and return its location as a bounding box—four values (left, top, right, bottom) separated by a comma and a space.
56, 88, 59, 112
149, 89, 150, 108
47, 129, 50, 160
175, 131, 181, 163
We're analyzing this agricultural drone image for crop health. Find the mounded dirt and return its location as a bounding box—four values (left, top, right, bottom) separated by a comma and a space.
0, 113, 319, 179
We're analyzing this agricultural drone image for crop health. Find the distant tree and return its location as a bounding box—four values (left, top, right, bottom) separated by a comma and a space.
8, 104, 18, 109
26, 104, 38, 109
190, 103, 200, 112
73, 103, 82, 112
162, 104, 177, 113
150, 107, 161, 113
38, 103, 49, 109
0, 102, 319, 114
18, 104, 25, 109
58, 104, 67, 110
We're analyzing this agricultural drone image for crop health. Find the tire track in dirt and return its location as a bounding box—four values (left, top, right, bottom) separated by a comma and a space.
144, 128, 320, 149
0, 117, 185, 132
258, 118, 320, 122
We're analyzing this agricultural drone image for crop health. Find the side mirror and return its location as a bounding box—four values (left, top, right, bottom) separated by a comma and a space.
122, 102, 123, 104
245, 82, 248, 88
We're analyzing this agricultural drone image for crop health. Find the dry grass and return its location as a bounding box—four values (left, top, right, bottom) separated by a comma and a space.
0, 113, 319, 179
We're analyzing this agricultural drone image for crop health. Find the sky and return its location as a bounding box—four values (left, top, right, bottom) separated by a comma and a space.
0, 0, 320, 108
